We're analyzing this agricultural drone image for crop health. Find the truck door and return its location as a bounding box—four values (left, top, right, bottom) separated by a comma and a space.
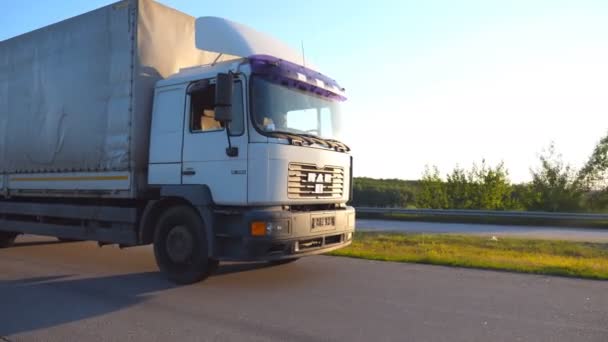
181, 77, 248, 205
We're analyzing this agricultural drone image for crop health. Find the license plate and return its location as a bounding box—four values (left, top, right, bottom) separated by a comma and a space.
312, 216, 335, 229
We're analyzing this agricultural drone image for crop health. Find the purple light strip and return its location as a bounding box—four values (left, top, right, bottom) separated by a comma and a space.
248, 54, 347, 101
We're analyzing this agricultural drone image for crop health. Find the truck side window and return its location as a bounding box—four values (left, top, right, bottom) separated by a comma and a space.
190, 81, 244, 135
190, 84, 221, 133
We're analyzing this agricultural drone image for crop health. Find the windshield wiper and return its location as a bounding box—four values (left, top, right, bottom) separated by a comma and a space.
266, 130, 350, 152
284, 132, 350, 152
270, 131, 334, 149
325, 138, 351, 152
265, 130, 317, 146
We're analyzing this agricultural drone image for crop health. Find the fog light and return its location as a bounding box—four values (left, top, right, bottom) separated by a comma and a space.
251, 221, 266, 236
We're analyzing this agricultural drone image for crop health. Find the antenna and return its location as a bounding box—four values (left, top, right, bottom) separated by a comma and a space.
301, 40, 306, 67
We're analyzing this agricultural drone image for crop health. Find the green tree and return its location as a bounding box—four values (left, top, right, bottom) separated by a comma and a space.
443, 161, 513, 210
417, 166, 448, 209
445, 166, 472, 209
471, 161, 513, 210
526, 144, 583, 212
578, 132, 608, 211
351, 177, 416, 207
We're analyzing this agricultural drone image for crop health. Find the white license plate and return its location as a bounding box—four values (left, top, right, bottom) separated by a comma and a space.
312, 216, 335, 229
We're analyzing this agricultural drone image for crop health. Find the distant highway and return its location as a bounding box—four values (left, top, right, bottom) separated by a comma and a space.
1, 235, 607, 341
357, 219, 608, 242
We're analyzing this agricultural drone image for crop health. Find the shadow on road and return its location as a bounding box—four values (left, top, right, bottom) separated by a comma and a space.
0, 272, 174, 336
11, 240, 75, 248
214, 261, 275, 276
0, 272, 177, 335
0, 261, 288, 336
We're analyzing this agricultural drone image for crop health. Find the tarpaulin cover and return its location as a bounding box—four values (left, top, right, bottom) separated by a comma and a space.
0, 0, 233, 179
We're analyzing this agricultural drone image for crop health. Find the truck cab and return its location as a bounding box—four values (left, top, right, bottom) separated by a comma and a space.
142, 18, 355, 282
147, 54, 354, 270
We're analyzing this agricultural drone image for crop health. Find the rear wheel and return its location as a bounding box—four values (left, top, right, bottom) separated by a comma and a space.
0, 232, 18, 248
153, 206, 212, 284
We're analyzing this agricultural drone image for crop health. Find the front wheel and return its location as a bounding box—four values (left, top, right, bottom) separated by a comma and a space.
153, 206, 212, 285
0, 232, 18, 248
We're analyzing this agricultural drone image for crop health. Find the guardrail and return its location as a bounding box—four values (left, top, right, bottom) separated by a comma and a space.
355, 207, 608, 221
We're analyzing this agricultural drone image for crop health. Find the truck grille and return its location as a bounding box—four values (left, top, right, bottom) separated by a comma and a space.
288, 163, 344, 199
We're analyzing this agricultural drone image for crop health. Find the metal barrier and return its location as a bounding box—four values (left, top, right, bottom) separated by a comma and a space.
355, 207, 608, 221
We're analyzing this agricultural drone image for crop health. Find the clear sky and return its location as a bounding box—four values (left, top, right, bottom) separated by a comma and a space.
2, 0, 607, 182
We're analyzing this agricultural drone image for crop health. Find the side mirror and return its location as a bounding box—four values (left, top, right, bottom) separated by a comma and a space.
215, 73, 233, 123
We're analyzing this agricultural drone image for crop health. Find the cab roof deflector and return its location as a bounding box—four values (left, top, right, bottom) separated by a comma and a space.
195, 17, 305, 67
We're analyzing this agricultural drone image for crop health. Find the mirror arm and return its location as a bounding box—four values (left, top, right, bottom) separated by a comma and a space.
225, 125, 238, 157
215, 72, 237, 157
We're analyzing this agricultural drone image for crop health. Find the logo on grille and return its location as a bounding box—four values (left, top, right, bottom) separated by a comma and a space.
306, 173, 332, 183
288, 163, 343, 198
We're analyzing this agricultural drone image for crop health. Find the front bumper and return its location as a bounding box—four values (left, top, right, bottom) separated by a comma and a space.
214, 206, 355, 261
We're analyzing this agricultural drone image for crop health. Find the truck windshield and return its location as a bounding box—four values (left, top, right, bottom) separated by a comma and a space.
251, 76, 344, 142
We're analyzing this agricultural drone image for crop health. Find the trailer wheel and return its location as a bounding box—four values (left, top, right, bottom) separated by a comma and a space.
0, 232, 18, 248
153, 206, 211, 284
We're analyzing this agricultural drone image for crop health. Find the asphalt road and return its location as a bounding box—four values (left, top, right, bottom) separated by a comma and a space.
357, 219, 608, 242
1, 235, 607, 342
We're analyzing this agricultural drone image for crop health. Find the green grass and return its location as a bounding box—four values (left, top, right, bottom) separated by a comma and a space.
329, 232, 608, 280
357, 212, 608, 229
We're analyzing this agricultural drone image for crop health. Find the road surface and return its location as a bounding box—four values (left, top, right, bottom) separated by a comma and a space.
357, 219, 608, 242
1, 235, 607, 342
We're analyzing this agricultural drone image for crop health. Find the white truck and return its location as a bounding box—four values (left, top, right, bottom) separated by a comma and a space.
0, 0, 354, 284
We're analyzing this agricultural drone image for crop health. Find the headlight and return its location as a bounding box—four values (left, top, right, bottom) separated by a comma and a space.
251, 220, 290, 236
266, 221, 289, 235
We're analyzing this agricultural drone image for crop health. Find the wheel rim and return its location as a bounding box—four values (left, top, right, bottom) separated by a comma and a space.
165, 225, 194, 263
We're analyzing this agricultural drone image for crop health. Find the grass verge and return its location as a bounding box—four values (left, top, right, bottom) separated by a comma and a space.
329, 232, 608, 280
357, 212, 608, 229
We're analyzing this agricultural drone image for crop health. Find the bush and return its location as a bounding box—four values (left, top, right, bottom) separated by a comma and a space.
524, 144, 584, 212
417, 161, 514, 210
417, 166, 448, 209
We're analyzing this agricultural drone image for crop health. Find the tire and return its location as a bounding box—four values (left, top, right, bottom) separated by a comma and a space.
0, 232, 18, 248
153, 206, 211, 285
269, 258, 299, 266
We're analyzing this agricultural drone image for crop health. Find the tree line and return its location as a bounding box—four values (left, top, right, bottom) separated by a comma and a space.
352, 132, 608, 212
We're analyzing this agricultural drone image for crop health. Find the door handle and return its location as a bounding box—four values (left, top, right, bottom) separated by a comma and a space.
182, 170, 196, 176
